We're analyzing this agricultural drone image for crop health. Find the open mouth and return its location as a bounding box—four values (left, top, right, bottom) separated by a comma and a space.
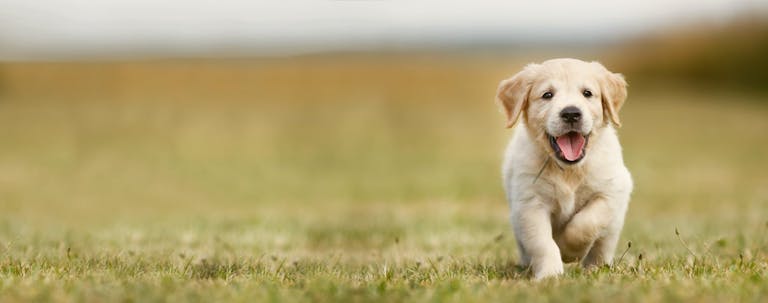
548, 131, 589, 164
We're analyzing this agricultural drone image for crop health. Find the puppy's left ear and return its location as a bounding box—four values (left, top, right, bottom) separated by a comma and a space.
595, 62, 628, 127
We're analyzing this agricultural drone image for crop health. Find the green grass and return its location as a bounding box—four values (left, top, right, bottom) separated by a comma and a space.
0, 63, 767, 302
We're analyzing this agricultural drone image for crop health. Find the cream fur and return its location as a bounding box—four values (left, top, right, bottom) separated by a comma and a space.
497, 58, 632, 280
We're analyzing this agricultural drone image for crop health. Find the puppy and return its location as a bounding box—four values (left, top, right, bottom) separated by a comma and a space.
496, 58, 632, 280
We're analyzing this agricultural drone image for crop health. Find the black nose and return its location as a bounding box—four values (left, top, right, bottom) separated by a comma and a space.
560, 106, 582, 123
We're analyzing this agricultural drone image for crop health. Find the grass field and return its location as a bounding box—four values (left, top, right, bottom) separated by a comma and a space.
0, 57, 767, 302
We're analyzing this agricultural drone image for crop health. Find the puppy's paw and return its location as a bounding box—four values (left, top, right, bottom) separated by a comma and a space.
532, 259, 564, 280
556, 223, 598, 261
556, 235, 590, 263
560, 252, 581, 263
581, 249, 613, 269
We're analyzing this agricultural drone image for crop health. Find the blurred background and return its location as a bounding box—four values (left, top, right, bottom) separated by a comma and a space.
0, 0, 767, 242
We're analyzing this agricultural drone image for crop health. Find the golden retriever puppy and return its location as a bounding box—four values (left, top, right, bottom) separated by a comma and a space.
496, 58, 632, 280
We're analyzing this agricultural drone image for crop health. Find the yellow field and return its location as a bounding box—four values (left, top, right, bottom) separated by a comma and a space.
0, 56, 766, 302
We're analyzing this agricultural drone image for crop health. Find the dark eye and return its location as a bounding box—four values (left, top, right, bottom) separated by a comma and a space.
582, 90, 593, 98
542, 92, 554, 99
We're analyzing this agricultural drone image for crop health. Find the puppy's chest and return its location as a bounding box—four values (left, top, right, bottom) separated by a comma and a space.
542, 178, 596, 223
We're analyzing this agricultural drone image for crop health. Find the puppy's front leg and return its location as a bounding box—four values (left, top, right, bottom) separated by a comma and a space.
513, 203, 563, 280
556, 197, 616, 265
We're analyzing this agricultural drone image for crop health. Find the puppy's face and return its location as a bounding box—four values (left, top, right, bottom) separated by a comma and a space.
496, 58, 627, 165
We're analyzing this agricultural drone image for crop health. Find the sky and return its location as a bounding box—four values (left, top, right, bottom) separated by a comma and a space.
0, 0, 766, 60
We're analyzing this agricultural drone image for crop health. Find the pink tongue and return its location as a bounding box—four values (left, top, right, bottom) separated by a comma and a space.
556, 133, 585, 161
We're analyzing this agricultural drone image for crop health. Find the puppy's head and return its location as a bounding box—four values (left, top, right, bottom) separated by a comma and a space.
496, 58, 627, 165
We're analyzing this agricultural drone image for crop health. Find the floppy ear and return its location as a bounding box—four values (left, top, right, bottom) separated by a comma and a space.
597, 65, 628, 127
496, 67, 533, 128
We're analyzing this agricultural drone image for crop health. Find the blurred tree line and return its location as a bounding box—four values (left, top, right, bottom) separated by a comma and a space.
0, 14, 765, 101
609, 15, 768, 93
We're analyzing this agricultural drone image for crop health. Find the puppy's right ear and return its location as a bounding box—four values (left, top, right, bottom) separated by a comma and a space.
496, 67, 533, 128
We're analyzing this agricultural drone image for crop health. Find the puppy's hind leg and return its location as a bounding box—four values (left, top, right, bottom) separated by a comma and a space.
581, 223, 622, 268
